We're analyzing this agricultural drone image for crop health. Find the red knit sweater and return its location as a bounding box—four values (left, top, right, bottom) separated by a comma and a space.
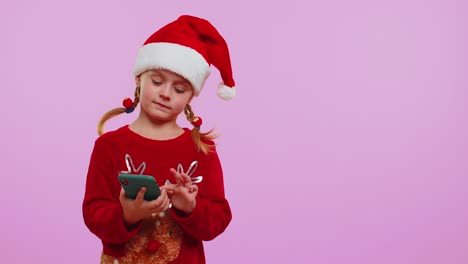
83, 126, 232, 264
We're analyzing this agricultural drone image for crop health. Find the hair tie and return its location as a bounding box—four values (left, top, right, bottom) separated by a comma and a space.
122, 98, 135, 113
191, 116, 202, 129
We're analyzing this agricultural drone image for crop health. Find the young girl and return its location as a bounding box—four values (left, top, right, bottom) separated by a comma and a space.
83, 15, 236, 264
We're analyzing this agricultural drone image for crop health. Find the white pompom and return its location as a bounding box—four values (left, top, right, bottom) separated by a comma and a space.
217, 83, 236, 100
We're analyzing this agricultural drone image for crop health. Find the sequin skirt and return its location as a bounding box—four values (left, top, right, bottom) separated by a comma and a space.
101, 211, 183, 264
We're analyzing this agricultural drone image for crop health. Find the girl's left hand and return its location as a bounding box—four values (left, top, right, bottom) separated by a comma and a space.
162, 168, 199, 214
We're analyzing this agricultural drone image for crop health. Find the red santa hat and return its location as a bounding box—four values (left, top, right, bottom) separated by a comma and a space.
133, 15, 236, 100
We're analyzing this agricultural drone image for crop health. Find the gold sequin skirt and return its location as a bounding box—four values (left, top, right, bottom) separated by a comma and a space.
101, 211, 183, 264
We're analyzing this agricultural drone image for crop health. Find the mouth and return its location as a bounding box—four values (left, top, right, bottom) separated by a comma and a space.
154, 101, 170, 109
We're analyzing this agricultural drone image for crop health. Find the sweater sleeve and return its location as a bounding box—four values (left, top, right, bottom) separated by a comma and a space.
170, 147, 232, 241
82, 137, 141, 244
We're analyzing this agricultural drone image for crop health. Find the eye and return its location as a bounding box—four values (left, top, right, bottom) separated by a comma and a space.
174, 86, 186, 94
152, 79, 162, 86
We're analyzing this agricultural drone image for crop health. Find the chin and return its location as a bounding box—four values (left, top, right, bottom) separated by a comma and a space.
149, 114, 177, 122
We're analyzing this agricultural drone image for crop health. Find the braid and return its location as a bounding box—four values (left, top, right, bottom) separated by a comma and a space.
184, 104, 195, 121
184, 104, 217, 154
97, 86, 140, 136
133, 85, 140, 106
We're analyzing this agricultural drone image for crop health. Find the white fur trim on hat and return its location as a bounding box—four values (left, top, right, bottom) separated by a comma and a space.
217, 83, 236, 100
133, 42, 211, 95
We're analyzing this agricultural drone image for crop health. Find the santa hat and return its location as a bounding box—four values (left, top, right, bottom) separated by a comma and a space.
133, 15, 236, 100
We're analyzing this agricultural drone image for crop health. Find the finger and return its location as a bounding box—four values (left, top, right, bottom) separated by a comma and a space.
175, 173, 184, 186
157, 189, 168, 203
153, 190, 169, 212
155, 197, 169, 213
119, 187, 127, 201
166, 189, 174, 196
170, 168, 184, 186
161, 196, 170, 211
169, 168, 180, 179
161, 184, 175, 196
151, 189, 167, 206
161, 184, 176, 192
160, 185, 175, 196
171, 186, 184, 196
189, 184, 199, 194
181, 173, 192, 187
151, 200, 169, 217
136, 187, 147, 202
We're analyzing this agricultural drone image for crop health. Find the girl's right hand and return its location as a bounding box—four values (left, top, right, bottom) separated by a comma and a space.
119, 187, 170, 225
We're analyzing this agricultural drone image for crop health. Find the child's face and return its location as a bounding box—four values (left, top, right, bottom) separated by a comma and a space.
138, 69, 194, 122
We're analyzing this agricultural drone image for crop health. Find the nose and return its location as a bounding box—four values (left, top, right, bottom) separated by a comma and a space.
158, 83, 171, 100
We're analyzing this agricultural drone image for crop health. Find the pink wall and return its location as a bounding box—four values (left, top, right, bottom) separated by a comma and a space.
1, 0, 467, 263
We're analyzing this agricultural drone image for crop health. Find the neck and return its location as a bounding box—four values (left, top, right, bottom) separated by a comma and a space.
129, 114, 185, 140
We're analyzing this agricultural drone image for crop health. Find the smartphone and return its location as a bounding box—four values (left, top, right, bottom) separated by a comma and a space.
118, 174, 161, 201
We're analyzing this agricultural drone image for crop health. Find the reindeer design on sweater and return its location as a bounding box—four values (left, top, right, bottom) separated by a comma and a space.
101, 154, 202, 264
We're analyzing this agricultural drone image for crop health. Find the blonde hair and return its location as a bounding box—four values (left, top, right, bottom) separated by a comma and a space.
184, 104, 217, 154
97, 86, 217, 154
97, 86, 141, 136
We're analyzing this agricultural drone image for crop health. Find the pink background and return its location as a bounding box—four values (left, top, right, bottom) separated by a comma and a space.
1, 0, 467, 263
